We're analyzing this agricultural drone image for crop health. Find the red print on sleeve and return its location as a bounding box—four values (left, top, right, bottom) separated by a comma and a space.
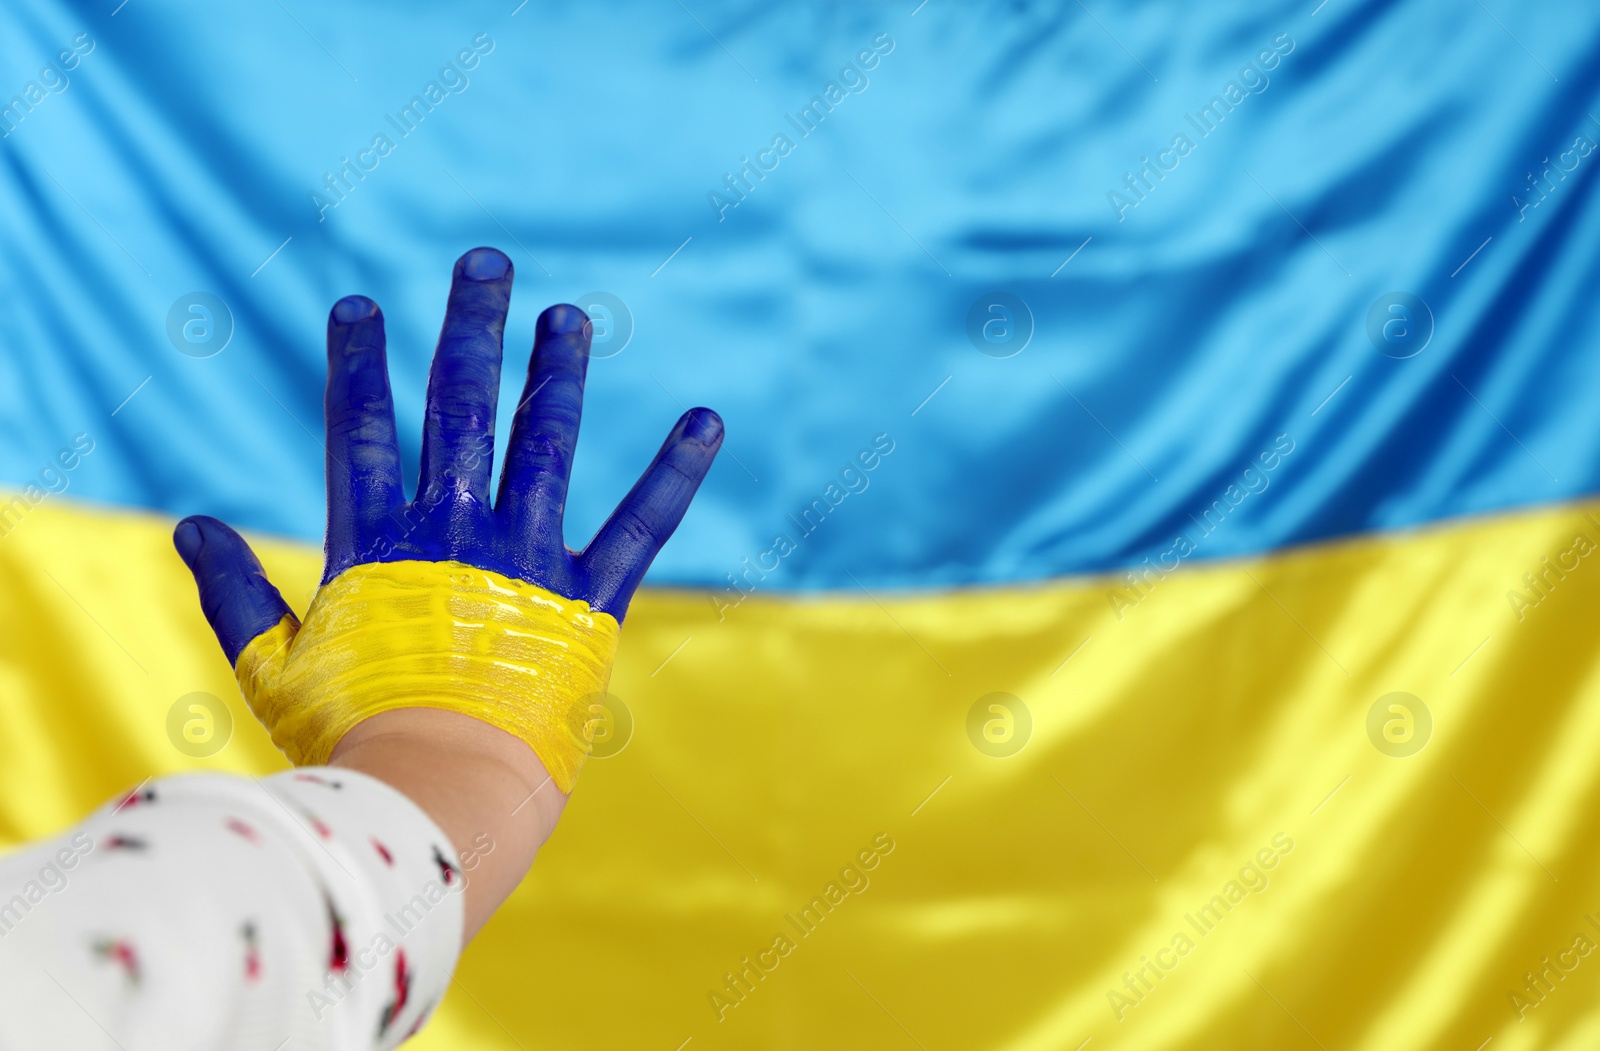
241, 922, 262, 981
377, 949, 412, 1038
90, 938, 142, 986
325, 896, 349, 974
432, 845, 459, 886
113, 787, 157, 812
102, 835, 148, 852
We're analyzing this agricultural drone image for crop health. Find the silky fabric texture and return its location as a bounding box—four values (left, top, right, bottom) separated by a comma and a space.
2, 2, 1596, 589
2, 497, 1598, 1049
233, 561, 618, 790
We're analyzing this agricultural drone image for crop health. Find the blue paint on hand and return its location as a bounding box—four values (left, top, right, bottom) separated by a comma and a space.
178, 246, 723, 662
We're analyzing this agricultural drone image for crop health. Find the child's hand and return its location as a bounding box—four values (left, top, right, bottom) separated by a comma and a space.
173, 246, 723, 787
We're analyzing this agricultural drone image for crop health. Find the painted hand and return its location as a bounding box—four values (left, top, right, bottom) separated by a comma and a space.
173, 246, 722, 776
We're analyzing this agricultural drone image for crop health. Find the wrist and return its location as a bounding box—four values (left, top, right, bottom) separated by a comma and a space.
328, 708, 566, 942
237, 560, 619, 790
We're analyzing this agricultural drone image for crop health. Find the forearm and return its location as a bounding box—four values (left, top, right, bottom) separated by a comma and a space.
328, 708, 567, 944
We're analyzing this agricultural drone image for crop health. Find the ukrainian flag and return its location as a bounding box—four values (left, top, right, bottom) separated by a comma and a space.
4, 1, 1600, 1047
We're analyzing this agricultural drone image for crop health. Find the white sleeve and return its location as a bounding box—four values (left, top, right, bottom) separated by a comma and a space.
0, 767, 464, 1051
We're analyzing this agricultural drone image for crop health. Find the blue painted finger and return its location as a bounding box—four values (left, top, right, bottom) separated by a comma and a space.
324, 295, 401, 581
173, 515, 295, 665
417, 246, 513, 507
580, 407, 723, 618
497, 304, 592, 547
